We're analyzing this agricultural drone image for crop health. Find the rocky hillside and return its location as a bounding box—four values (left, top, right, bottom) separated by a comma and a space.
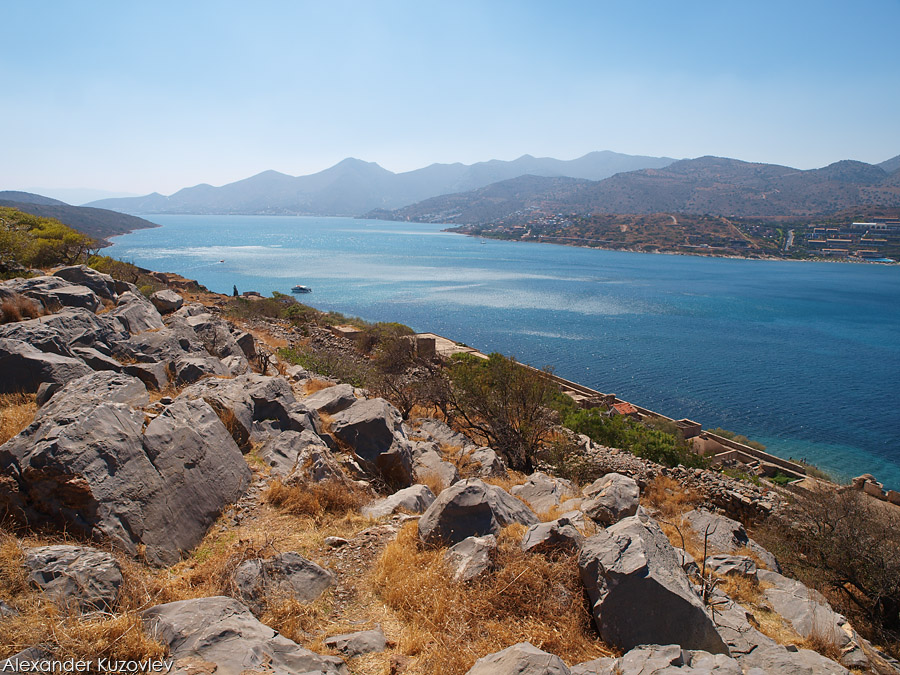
1, 267, 898, 674
372, 156, 900, 225
0, 192, 159, 242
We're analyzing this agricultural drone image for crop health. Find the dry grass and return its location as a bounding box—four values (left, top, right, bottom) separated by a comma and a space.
265, 478, 369, 522
304, 378, 337, 395
483, 471, 528, 493
0, 295, 43, 324
372, 521, 615, 674
716, 573, 766, 607
641, 475, 703, 520
0, 392, 37, 446
0, 534, 166, 660
417, 471, 446, 497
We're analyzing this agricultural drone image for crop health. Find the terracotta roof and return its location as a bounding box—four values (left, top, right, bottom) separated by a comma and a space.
612, 402, 639, 415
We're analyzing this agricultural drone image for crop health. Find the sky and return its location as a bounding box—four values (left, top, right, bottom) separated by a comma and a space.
2, 0, 899, 198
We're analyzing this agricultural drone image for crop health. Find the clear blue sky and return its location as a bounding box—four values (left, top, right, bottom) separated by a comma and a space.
2, 0, 898, 195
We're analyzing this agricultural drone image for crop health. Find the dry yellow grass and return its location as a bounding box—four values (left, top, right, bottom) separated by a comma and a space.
371, 521, 615, 674
304, 378, 337, 395
0, 534, 166, 661
642, 475, 703, 520
416, 471, 446, 497
0, 393, 37, 446
265, 478, 369, 522
483, 470, 528, 493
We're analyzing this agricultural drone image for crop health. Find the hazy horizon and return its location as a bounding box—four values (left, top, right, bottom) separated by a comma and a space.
2, 1, 898, 195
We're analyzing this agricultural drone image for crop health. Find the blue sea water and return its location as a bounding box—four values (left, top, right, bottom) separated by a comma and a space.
107, 215, 900, 490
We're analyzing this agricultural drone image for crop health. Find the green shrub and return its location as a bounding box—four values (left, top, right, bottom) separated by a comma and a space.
561, 407, 706, 468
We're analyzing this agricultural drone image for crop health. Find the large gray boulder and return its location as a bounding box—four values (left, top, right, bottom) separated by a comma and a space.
71, 345, 122, 372
111, 321, 206, 366
180, 373, 319, 449
142, 596, 347, 675
739, 643, 849, 674
112, 291, 165, 333
412, 417, 477, 450
511, 472, 579, 514
302, 383, 357, 414
758, 569, 852, 649
1, 387, 249, 565
521, 516, 584, 555
2, 275, 100, 312
171, 355, 230, 384
683, 509, 778, 570
705, 554, 758, 579
0, 308, 127, 356
465, 642, 570, 675
24, 545, 123, 612
257, 429, 341, 479
444, 534, 496, 581
466, 446, 508, 477
149, 289, 183, 314
418, 478, 539, 546
581, 472, 640, 526
572, 644, 742, 675
578, 514, 730, 654
183, 313, 247, 364
0, 337, 92, 393
330, 398, 413, 487
411, 443, 460, 490
54, 265, 118, 301
324, 626, 387, 657
38, 371, 149, 415
363, 484, 436, 519
233, 552, 333, 612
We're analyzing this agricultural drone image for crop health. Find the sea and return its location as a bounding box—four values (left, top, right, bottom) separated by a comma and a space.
106, 215, 900, 490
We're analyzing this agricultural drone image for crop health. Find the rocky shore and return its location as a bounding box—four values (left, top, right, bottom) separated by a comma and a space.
1, 265, 898, 674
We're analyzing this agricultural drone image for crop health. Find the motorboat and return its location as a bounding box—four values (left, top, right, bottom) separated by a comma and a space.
291, 285, 312, 293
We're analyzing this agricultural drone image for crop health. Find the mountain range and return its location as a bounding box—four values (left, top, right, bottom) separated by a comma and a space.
370, 155, 900, 224
0, 191, 159, 243
84, 151, 676, 216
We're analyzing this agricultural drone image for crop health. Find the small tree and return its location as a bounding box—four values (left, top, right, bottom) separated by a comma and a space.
447, 353, 558, 472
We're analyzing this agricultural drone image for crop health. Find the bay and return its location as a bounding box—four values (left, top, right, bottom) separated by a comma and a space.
107, 215, 900, 490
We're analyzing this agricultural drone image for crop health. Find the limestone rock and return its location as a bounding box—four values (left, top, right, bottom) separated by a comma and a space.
302, 383, 358, 414
258, 430, 341, 479
324, 626, 387, 657
739, 643, 849, 674
465, 642, 570, 675
573, 644, 743, 674
758, 569, 852, 649
24, 545, 123, 612
578, 514, 730, 654
0, 307, 126, 356
181, 373, 319, 450
411, 443, 460, 490
150, 289, 184, 314
1, 390, 249, 565
418, 478, 539, 546
54, 265, 118, 301
682, 509, 778, 571
705, 554, 757, 579
112, 291, 165, 333
2, 275, 100, 312
330, 398, 413, 487
581, 472, 640, 526
142, 596, 347, 675
521, 516, 584, 555
445, 534, 496, 581
172, 355, 230, 384
0, 337, 92, 393
363, 484, 436, 519
466, 446, 507, 477
233, 552, 333, 611
511, 471, 579, 514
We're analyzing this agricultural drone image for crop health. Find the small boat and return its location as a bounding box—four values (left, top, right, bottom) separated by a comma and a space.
291, 285, 312, 293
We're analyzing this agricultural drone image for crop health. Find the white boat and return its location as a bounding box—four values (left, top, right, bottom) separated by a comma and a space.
291, 285, 312, 293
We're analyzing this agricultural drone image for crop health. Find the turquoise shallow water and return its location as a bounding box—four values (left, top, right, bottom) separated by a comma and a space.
107, 215, 900, 489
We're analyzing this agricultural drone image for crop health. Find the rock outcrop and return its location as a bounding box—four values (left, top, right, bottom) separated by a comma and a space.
578, 513, 730, 654
233, 552, 333, 612
418, 478, 539, 546
465, 642, 571, 675
142, 596, 347, 675
24, 545, 123, 612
